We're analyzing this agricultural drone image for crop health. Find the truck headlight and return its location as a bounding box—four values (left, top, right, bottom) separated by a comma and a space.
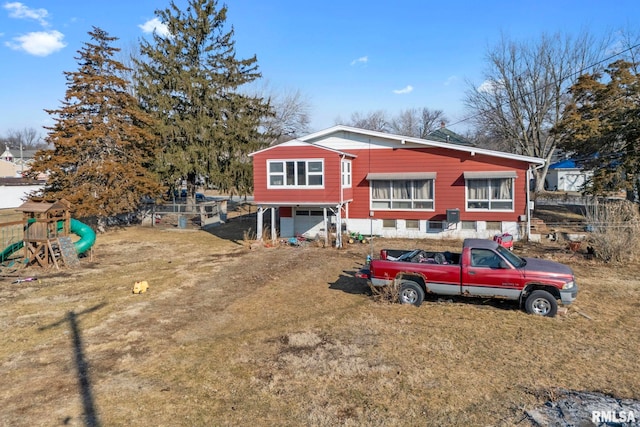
562, 281, 575, 290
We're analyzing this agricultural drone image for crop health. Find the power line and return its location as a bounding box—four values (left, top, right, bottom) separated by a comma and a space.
448, 41, 640, 130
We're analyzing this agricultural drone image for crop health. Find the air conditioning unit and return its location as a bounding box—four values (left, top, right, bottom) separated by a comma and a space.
446, 209, 460, 223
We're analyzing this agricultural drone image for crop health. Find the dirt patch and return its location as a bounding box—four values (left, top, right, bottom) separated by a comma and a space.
1, 215, 639, 426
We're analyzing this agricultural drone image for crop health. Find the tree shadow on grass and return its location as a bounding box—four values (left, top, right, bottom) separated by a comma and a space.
202, 214, 257, 244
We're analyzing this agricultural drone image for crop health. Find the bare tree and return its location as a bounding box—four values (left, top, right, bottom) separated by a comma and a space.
263, 88, 311, 144
2, 127, 45, 149
389, 107, 447, 138
117, 40, 141, 97
613, 26, 640, 74
464, 31, 607, 192
336, 110, 389, 132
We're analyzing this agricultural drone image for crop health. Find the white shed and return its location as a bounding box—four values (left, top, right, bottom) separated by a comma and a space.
546, 160, 591, 192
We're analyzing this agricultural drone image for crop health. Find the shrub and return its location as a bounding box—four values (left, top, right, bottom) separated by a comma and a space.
585, 199, 640, 263
369, 282, 399, 304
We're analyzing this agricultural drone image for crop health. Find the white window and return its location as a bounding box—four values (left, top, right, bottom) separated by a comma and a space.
465, 172, 515, 211
405, 219, 420, 229
461, 221, 477, 230
382, 219, 397, 228
486, 221, 502, 231
371, 179, 434, 210
341, 159, 352, 188
268, 160, 324, 188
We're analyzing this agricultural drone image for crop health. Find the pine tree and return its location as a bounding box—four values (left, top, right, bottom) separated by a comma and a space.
135, 0, 272, 197
27, 27, 163, 221
555, 60, 640, 198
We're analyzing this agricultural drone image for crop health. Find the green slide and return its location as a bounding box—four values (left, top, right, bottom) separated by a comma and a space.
0, 219, 96, 262
0, 241, 24, 263
69, 218, 96, 255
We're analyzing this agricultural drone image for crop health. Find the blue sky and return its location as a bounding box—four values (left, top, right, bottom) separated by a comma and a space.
0, 0, 638, 140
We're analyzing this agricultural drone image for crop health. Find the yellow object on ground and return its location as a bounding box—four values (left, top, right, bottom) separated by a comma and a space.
132, 280, 149, 294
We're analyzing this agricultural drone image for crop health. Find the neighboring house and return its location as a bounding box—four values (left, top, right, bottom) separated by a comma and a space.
0, 147, 46, 207
426, 123, 473, 146
250, 125, 545, 246
0, 159, 18, 177
0, 146, 38, 177
0, 177, 43, 209
546, 159, 591, 192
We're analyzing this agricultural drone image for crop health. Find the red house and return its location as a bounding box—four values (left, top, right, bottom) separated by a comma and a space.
250, 126, 544, 246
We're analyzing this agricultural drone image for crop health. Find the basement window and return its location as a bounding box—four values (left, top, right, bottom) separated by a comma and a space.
382, 219, 396, 228
405, 219, 420, 229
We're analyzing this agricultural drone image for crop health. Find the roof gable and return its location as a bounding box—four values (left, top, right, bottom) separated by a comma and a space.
299, 125, 544, 165
249, 138, 357, 158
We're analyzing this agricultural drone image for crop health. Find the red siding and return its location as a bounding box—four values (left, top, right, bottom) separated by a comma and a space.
349, 147, 529, 222
253, 144, 532, 223
253, 145, 346, 204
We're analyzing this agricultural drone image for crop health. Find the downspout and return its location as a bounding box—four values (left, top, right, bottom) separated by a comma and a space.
527, 163, 546, 241
526, 168, 532, 241
337, 154, 346, 248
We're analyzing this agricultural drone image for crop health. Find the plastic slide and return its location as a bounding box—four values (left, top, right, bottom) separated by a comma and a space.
0, 241, 24, 263
0, 218, 96, 262
70, 218, 96, 255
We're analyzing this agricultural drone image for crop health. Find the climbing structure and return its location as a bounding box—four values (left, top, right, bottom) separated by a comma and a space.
16, 198, 73, 268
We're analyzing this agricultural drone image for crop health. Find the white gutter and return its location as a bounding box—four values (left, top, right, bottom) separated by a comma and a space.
527, 163, 546, 240
338, 154, 346, 248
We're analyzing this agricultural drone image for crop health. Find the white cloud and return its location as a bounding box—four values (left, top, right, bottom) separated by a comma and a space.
444, 75, 458, 86
139, 17, 170, 38
350, 56, 368, 66
4, 2, 49, 27
5, 30, 66, 56
393, 85, 413, 95
477, 79, 499, 93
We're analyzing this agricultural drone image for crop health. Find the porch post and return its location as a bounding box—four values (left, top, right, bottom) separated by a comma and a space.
256, 206, 264, 241
335, 205, 342, 248
270, 207, 277, 243
345, 203, 349, 234
323, 207, 329, 247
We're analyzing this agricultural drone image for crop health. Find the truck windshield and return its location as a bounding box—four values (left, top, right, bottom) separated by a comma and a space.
496, 245, 526, 268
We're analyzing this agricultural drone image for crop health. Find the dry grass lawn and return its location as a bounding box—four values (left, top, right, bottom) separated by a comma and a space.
1, 209, 639, 426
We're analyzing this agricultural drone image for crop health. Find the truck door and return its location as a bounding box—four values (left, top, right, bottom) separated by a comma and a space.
461, 248, 523, 300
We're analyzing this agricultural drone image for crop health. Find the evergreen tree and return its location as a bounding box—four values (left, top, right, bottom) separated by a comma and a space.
27, 27, 163, 220
135, 0, 272, 197
555, 60, 640, 198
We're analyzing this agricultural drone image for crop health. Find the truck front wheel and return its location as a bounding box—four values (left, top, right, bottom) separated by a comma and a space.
399, 281, 425, 307
525, 290, 558, 317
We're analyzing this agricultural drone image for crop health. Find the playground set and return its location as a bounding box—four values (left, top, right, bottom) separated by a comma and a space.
0, 198, 96, 276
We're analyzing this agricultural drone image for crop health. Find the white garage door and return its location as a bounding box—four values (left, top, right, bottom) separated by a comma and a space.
294, 209, 329, 237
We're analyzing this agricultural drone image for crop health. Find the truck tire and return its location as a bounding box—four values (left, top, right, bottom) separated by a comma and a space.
399, 281, 425, 307
525, 290, 558, 317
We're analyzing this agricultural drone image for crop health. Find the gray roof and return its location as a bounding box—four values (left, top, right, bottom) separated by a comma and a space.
427, 127, 473, 146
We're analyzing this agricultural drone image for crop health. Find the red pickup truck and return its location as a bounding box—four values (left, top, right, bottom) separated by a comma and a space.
357, 238, 578, 317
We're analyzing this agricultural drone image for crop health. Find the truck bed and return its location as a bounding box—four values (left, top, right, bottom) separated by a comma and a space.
381, 249, 461, 265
